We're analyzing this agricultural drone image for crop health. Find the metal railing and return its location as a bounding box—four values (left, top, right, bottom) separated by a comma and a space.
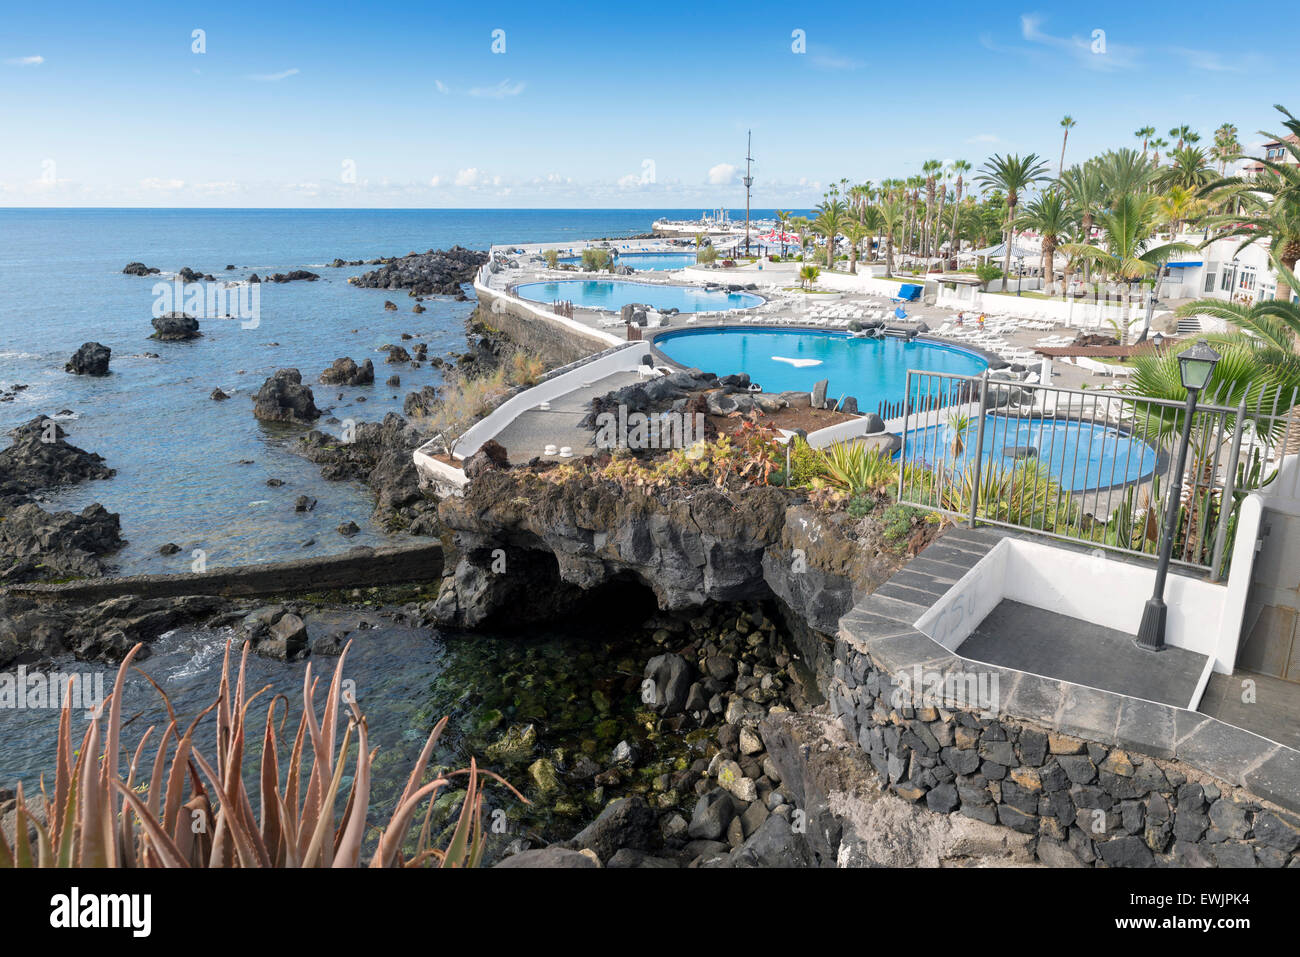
896, 369, 1298, 579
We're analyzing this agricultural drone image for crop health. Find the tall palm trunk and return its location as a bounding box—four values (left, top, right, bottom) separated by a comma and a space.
948, 177, 964, 261
1002, 192, 1018, 292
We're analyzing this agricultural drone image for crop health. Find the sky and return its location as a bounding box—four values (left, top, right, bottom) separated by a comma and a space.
2, 1, 1296, 208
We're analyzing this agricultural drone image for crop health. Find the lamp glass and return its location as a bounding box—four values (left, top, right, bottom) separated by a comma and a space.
1178, 340, 1220, 391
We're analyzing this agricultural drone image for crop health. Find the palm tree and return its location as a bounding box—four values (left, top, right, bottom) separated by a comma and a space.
798, 264, 821, 290
1015, 189, 1076, 296
1213, 123, 1241, 176
1157, 146, 1215, 193
773, 209, 791, 257
1059, 115, 1077, 176
812, 199, 846, 270
1096, 148, 1154, 197
1061, 193, 1198, 340
1155, 185, 1206, 238
1200, 105, 1300, 302
975, 152, 1051, 288
921, 159, 942, 265
1059, 162, 1105, 279
860, 205, 884, 262
947, 159, 972, 263
1170, 125, 1195, 151
1149, 137, 1169, 167
843, 219, 869, 274
1135, 126, 1157, 160
878, 197, 907, 277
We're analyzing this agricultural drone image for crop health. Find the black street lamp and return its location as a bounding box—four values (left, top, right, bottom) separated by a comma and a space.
1135, 339, 1221, 652
1016, 255, 1024, 296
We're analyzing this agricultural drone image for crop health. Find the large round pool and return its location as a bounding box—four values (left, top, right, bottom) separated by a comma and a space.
514, 280, 762, 313
560, 251, 698, 271
654, 328, 988, 409
903, 415, 1159, 492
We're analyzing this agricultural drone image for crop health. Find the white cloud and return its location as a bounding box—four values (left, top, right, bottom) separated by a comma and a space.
6, 55, 44, 66
454, 168, 501, 188
707, 163, 738, 185
435, 80, 449, 94
1018, 14, 1138, 71
140, 178, 185, 191
467, 79, 525, 99
249, 68, 299, 82
966, 133, 1000, 144
429, 175, 442, 187
617, 173, 642, 188
1168, 46, 1251, 73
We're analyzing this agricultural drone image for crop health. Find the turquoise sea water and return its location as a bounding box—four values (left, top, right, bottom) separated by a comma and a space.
0, 208, 752, 573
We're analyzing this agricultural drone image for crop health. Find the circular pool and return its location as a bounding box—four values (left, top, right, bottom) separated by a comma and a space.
514, 280, 762, 313
903, 415, 1159, 492
560, 251, 698, 271
653, 327, 988, 408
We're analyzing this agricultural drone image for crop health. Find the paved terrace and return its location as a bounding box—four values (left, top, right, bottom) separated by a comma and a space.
480, 252, 1129, 392
842, 524, 1300, 813
487, 369, 645, 462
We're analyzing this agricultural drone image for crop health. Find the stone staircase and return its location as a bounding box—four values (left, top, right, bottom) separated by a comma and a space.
1176, 316, 1202, 335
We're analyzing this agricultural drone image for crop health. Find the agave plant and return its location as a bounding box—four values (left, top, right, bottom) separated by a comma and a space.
938, 459, 1073, 531
821, 439, 899, 496
0, 641, 524, 868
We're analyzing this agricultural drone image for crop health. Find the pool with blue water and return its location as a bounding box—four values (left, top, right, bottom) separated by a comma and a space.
560, 251, 698, 271
514, 279, 763, 313
903, 414, 1159, 492
653, 327, 988, 405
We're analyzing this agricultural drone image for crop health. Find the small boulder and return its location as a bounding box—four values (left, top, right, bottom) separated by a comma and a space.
65, 342, 111, 376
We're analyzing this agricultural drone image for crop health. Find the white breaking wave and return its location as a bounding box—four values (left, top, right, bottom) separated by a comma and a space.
772, 356, 822, 368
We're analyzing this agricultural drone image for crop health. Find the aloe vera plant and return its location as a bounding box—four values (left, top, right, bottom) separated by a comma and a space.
0, 640, 524, 868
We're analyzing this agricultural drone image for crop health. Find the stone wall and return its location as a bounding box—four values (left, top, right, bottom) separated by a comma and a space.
2, 542, 444, 604
818, 640, 1300, 866
476, 287, 616, 367
818, 525, 1300, 868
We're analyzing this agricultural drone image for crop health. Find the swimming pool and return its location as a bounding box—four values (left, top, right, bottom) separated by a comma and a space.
903, 414, 1159, 492
560, 251, 698, 271
514, 280, 763, 313
653, 328, 988, 407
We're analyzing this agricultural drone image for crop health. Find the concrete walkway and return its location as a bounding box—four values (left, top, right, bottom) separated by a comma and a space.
488, 369, 645, 462
1200, 670, 1300, 751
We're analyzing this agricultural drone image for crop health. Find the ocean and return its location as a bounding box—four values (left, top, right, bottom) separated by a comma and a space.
0, 207, 780, 574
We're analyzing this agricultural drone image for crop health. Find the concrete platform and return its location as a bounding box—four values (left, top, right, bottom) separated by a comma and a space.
488, 369, 645, 462
958, 599, 1206, 709
1199, 670, 1300, 751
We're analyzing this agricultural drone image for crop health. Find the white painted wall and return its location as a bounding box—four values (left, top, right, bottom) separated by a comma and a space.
915, 505, 1267, 698
449, 341, 652, 460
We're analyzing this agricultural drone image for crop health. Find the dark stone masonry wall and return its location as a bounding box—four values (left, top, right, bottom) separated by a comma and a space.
823, 636, 1300, 868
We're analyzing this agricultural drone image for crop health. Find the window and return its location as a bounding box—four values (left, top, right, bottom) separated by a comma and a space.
1204, 271, 1216, 292
1220, 269, 1235, 292
1241, 268, 1256, 291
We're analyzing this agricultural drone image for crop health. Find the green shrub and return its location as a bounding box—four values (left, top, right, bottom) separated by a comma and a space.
848, 495, 876, 519
542, 249, 560, 269
580, 248, 611, 271
788, 436, 828, 485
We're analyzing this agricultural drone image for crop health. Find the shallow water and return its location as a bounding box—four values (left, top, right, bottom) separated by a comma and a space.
0, 208, 716, 574
0, 598, 680, 859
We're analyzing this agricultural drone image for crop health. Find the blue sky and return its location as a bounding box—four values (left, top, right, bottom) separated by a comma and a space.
2, 1, 1294, 207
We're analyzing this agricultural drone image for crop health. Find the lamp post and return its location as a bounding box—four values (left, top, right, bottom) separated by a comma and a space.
1135, 339, 1221, 652
1016, 255, 1024, 296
